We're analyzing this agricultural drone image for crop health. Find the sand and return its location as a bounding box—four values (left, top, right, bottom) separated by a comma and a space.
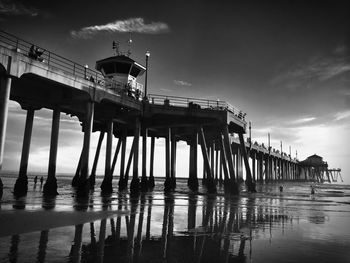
0, 210, 129, 237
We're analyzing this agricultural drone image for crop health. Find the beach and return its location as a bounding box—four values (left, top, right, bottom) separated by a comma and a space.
0, 174, 350, 262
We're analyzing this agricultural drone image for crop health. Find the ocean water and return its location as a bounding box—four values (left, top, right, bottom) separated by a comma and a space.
0, 173, 350, 263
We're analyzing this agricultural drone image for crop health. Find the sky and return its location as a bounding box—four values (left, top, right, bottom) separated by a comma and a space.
1, 0, 349, 183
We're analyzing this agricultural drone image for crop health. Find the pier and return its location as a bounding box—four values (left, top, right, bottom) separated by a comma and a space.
0, 30, 340, 197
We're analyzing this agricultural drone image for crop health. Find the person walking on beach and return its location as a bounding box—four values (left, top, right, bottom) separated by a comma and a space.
310, 185, 316, 195
0, 177, 3, 199
40, 176, 44, 186
34, 176, 38, 184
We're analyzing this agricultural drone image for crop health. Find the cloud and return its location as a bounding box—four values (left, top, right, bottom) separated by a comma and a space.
71, 18, 170, 39
334, 110, 350, 121
0, 0, 39, 17
290, 117, 316, 125
271, 49, 350, 90
333, 45, 347, 55
174, 80, 192, 87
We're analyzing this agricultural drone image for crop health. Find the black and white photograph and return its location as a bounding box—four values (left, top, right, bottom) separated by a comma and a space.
0, 1, 349, 262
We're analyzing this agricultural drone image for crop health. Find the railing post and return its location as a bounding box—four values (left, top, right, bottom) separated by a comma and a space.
73, 63, 76, 75
47, 52, 51, 66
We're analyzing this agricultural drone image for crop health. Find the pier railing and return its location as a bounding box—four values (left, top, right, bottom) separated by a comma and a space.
148, 94, 246, 120
0, 30, 105, 84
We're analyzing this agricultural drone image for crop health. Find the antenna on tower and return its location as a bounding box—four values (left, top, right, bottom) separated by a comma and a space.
112, 41, 120, 55
127, 32, 132, 57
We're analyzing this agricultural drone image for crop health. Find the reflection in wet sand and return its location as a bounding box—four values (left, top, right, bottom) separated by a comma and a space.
37, 230, 49, 263
1, 181, 350, 262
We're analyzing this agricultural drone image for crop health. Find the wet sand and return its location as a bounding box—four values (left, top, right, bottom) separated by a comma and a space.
0, 174, 350, 262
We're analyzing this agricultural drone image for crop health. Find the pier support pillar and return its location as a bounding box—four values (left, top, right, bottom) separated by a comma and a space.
210, 141, 215, 182
170, 132, 177, 189
238, 133, 256, 192
198, 126, 216, 193
77, 101, 94, 194
140, 128, 148, 191
148, 136, 155, 188
14, 108, 35, 197
122, 137, 135, 190
219, 147, 223, 183
164, 127, 172, 192
89, 131, 104, 187
111, 137, 122, 176
118, 132, 127, 190
265, 155, 269, 182
252, 152, 256, 181
188, 131, 198, 191
278, 158, 282, 180
43, 107, 60, 196
215, 146, 219, 183
259, 154, 264, 182
222, 126, 238, 194
222, 126, 236, 182
130, 119, 141, 195
0, 76, 11, 171
219, 135, 233, 193
101, 120, 113, 194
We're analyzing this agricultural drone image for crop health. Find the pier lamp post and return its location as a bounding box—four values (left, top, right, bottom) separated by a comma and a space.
144, 51, 150, 100
280, 141, 283, 154
289, 146, 292, 159
84, 64, 88, 79
249, 121, 251, 143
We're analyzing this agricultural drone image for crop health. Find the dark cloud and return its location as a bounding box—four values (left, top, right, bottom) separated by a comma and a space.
0, 0, 54, 19
271, 51, 350, 91
0, 0, 38, 17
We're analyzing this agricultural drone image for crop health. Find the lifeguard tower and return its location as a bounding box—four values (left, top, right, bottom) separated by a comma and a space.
95, 41, 146, 100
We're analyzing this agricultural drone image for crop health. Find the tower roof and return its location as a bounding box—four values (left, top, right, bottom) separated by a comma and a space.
95, 55, 146, 78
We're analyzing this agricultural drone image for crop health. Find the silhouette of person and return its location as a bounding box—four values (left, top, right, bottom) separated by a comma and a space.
34, 176, 38, 184
35, 47, 44, 61
28, 45, 37, 59
279, 185, 283, 192
310, 185, 315, 195
0, 177, 3, 199
40, 176, 44, 185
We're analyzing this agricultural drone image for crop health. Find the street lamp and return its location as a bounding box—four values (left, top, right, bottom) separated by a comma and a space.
249, 121, 252, 143
144, 51, 150, 100
84, 64, 89, 79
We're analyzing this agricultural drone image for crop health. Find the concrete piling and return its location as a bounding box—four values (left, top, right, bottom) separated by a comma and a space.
100, 120, 113, 193
89, 131, 105, 187
14, 108, 35, 196
43, 107, 60, 196
130, 119, 141, 195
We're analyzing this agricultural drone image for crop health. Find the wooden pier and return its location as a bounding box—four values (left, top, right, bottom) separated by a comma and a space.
0, 30, 336, 197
